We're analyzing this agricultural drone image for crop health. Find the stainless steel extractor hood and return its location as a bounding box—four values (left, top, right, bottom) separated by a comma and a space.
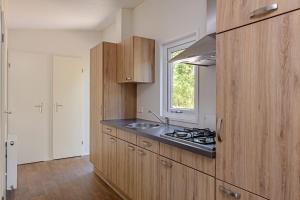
169, 0, 216, 66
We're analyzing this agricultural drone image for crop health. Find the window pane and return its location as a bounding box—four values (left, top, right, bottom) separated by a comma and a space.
170, 51, 195, 110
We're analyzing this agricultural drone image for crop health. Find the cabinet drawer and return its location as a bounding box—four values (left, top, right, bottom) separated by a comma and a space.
160, 143, 215, 176
217, 0, 300, 33
102, 125, 117, 137
216, 180, 267, 200
137, 136, 159, 153
117, 129, 137, 144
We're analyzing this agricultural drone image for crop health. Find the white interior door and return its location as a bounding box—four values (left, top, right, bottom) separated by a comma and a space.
8, 50, 51, 164
53, 56, 83, 159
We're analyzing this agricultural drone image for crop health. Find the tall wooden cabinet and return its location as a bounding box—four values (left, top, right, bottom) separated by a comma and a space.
217, 0, 300, 32
217, 4, 300, 200
90, 42, 137, 172
117, 36, 155, 83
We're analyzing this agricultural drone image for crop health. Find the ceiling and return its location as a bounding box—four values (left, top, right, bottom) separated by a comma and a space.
7, 0, 144, 30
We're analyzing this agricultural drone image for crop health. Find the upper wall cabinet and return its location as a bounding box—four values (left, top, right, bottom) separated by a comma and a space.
117, 36, 155, 83
217, 0, 300, 32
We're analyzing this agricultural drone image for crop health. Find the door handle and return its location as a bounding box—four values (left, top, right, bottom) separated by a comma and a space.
250, 3, 278, 18
217, 118, 223, 142
55, 103, 63, 112
34, 103, 44, 113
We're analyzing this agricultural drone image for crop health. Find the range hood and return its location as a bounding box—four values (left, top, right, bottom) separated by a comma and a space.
169, 0, 216, 66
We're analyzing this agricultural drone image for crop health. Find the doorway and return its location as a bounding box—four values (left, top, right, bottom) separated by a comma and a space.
7, 52, 85, 164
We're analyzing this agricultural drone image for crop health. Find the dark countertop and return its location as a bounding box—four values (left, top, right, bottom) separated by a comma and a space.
101, 119, 216, 159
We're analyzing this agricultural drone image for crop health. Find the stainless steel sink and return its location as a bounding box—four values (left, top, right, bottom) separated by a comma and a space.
126, 122, 161, 129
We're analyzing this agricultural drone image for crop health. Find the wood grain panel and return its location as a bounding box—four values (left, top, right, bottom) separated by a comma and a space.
216, 180, 267, 200
217, 10, 300, 199
116, 139, 137, 200
103, 125, 117, 137
117, 129, 137, 144
102, 133, 118, 186
133, 36, 155, 83
136, 148, 160, 200
159, 157, 214, 200
217, 0, 300, 33
137, 136, 159, 153
90, 44, 103, 166
159, 143, 215, 176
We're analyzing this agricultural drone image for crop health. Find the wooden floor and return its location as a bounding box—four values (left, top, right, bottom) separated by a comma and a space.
7, 156, 122, 200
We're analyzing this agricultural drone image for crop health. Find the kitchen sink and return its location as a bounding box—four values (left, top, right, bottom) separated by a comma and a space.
126, 122, 161, 129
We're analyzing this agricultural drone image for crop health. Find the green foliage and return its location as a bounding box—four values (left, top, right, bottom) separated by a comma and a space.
171, 62, 195, 109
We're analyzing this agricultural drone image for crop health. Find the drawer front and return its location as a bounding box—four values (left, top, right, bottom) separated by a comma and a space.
217, 0, 300, 32
216, 180, 267, 200
117, 129, 137, 144
137, 136, 159, 153
102, 125, 117, 137
160, 143, 215, 176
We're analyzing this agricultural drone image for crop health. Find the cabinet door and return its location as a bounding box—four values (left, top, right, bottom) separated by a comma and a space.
136, 148, 159, 200
217, 11, 300, 200
102, 133, 117, 185
217, 0, 300, 33
159, 157, 214, 200
116, 139, 136, 199
133, 36, 155, 83
90, 44, 103, 165
216, 180, 267, 200
117, 37, 134, 83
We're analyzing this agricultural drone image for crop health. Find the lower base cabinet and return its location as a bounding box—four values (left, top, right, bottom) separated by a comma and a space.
136, 147, 160, 200
159, 156, 215, 200
117, 139, 137, 199
102, 133, 118, 185
216, 180, 267, 200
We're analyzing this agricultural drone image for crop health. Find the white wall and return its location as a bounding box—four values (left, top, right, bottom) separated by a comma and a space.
8, 29, 102, 157
133, 0, 216, 128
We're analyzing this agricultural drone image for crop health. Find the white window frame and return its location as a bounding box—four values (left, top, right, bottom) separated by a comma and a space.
162, 33, 199, 124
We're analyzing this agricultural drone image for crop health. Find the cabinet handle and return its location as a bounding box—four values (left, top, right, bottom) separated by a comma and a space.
137, 149, 146, 156
4, 111, 12, 114
219, 186, 241, 199
106, 128, 112, 132
142, 141, 152, 148
160, 159, 172, 168
250, 3, 278, 18
217, 118, 223, 142
109, 138, 117, 143
126, 77, 132, 81
128, 145, 135, 151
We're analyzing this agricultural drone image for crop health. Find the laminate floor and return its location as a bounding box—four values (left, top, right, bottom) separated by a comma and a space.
7, 156, 122, 200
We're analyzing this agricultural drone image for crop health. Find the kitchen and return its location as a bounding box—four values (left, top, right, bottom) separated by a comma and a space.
1, 0, 300, 200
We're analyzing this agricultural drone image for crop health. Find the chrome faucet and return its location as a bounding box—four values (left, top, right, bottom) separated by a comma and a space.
148, 110, 170, 126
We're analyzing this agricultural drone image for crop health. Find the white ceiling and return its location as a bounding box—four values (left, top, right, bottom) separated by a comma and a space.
7, 0, 144, 30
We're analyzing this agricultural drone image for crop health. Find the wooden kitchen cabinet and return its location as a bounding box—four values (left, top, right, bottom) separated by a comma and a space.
102, 133, 118, 185
117, 36, 155, 83
116, 139, 137, 199
217, 10, 300, 200
217, 0, 300, 33
90, 42, 137, 171
216, 180, 267, 200
136, 148, 159, 200
159, 156, 214, 200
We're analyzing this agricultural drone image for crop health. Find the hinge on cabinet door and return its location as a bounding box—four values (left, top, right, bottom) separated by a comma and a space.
8, 63, 11, 69
81, 68, 84, 73
1, 33, 4, 43
81, 140, 84, 145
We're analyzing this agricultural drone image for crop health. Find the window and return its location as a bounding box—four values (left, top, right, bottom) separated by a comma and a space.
162, 34, 199, 123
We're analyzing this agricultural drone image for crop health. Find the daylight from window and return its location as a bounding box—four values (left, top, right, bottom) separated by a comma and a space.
170, 51, 195, 110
